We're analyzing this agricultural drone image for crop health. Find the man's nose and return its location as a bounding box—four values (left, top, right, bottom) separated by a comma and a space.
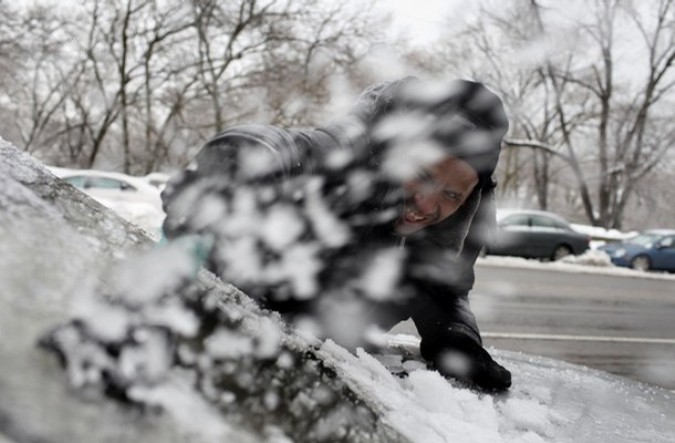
413, 189, 439, 215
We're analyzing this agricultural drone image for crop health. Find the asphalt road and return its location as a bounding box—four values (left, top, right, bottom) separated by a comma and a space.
393, 263, 675, 390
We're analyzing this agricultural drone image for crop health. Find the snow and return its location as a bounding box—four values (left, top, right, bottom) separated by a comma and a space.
205, 327, 255, 359
571, 223, 637, 243
304, 176, 351, 247
127, 371, 233, 441
4, 139, 675, 443
261, 203, 306, 251
477, 253, 675, 281
314, 334, 675, 443
358, 247, 406, 301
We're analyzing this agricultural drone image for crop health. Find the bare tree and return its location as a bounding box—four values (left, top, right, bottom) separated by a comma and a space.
4, 0, 386, 174
416, 0, 675, 229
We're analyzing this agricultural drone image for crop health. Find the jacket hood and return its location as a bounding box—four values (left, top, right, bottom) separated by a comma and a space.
349, 77, 509, 185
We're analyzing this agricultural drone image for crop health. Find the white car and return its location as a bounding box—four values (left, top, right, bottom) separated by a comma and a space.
142, 171, 172, 191
47, 166, 165, 234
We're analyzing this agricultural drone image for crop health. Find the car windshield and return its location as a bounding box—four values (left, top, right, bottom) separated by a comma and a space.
626, 233, 661, 247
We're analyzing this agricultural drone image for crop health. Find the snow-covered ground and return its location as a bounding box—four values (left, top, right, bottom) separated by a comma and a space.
477, 253, 675, 281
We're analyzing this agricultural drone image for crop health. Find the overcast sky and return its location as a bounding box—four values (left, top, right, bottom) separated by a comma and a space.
378, 0, 481, 44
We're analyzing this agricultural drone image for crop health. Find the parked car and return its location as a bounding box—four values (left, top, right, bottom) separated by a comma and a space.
142, 171, 172, 191
485, 209, 591, 260
48, 166, 162, 208
46, 167, 165, 237
598, 229, 675, 272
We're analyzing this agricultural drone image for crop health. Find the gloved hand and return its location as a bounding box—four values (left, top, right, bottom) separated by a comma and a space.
420, 329, 512, 392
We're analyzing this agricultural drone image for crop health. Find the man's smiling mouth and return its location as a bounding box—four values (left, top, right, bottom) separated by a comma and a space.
403, 207, 430, 223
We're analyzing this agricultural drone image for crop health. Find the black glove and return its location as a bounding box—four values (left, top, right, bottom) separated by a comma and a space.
420, 329, 512, 392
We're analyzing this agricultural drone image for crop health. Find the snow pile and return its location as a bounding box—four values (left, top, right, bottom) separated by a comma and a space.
315, 334, 675, 443
558, 248, 613, 267
571, 223, 636, 242
477, 255, 675, 281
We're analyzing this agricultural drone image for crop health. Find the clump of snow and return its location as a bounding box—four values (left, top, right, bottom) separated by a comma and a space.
205, 327, 254, 359
358, 247, 406, 301
382, 138, 445, 181
238, 145, 283, 179
325, 149, 354, 170
267, 242, 323, 299
304, 177, 351, 248
115, 235, 211, 306
559, 249, 613, 267
128, 372, 233, 441
260, 204, 306, 251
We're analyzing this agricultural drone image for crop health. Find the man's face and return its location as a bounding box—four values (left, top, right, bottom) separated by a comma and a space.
395, 156, 479, 235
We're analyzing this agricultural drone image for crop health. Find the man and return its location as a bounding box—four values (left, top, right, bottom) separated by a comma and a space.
161, 77, 512, 391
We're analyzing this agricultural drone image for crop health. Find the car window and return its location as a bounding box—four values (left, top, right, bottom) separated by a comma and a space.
627, 233, 661, 247
85, 177, 136, 191
530, 215, 568, 229
63, 176, 87, 188
658, 236, 675, 248
500, 214, 530, 227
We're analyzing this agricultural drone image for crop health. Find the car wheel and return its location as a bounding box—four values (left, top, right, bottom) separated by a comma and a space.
552, 245, 572, 261
630, 255, 651, 272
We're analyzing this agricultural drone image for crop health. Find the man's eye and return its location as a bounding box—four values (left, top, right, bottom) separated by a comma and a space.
442, 190, 461, 201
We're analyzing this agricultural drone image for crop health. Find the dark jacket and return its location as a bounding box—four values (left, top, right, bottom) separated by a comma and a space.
162, 77, 508, 347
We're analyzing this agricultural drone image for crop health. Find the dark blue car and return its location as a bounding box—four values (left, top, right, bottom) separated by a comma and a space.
599, 229, 675, 272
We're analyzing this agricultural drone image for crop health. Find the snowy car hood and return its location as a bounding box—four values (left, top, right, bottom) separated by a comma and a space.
2, 138, 674, 443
